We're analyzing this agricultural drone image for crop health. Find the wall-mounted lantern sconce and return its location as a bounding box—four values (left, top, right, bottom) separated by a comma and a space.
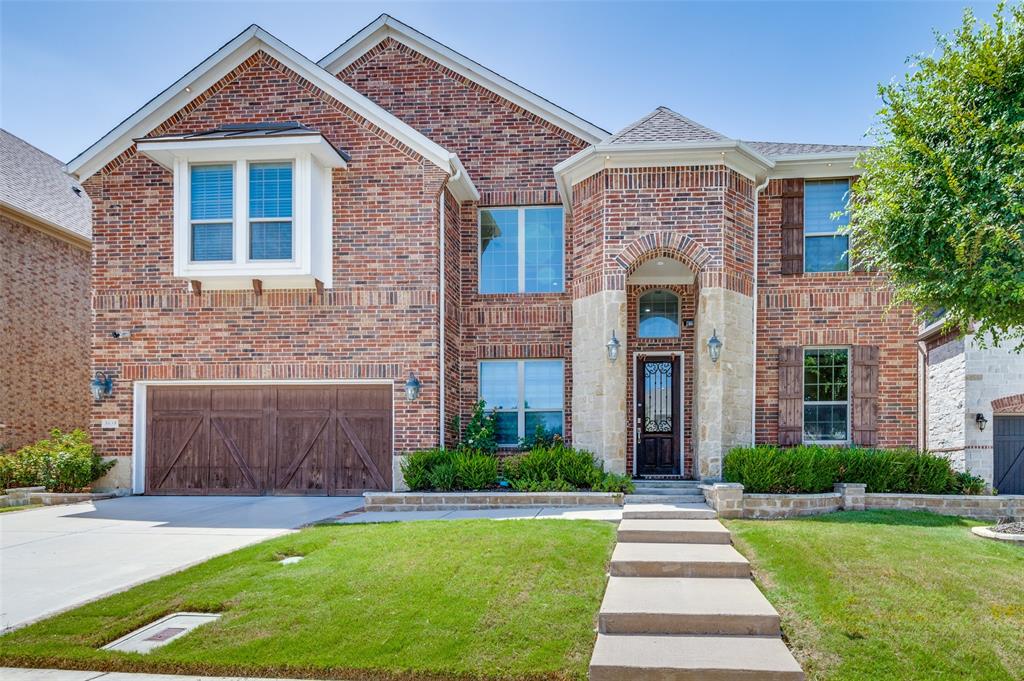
90, 372, 114, 401
707, 329, 723, 363
606, 330, 621, 363
975, 413, 988, 431
405, 372, 422, 401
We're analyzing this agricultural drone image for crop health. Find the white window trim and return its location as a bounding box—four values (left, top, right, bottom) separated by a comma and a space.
802, 346, 852, 445
637, 289, 681, 339
803, 178, 852, 274
478, 206, 565, 294
478, 359, 565, 446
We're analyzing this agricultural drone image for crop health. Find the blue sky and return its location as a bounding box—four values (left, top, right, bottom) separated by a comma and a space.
0, 1, 997, 162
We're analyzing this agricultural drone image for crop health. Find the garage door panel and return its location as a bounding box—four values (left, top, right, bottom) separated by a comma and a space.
209, 415, 266, 494
994, 415, 1024, 495
146, 384, 392, 496
274, 413, 331, 494
147, 413, 207, 495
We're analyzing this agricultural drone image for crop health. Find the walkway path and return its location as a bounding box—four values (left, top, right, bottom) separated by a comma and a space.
590, 483, 805, 680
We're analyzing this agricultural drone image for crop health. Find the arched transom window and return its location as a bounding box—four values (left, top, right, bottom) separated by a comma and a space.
638, 289, 680, 338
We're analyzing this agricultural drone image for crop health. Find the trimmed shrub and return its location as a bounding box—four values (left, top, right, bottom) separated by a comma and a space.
454, 450, 499, 490
723, 445, 963, 494
401, 448, 448, 491
0, 429, 113, 493
593, 472, 635, 494
427, 460, 458, 492
953, 471, 987, 495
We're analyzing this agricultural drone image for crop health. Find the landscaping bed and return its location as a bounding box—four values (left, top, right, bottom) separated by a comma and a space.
726, 510, 1024, 681
0, 519, 615, 681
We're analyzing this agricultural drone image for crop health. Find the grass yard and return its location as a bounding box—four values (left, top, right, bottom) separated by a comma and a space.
0, 504, 42, 513
726, 510, 1024, 681
0, 519, 616, 681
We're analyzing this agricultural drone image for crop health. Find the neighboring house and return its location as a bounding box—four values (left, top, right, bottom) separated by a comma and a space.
66, 15, 919, 495
0, 129, 92, 451
921, 320, 1024, 494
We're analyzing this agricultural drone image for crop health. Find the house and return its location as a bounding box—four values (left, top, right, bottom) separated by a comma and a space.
0, 129, 92, 452
921, 320, 1024, 494
66, 15, 920, 495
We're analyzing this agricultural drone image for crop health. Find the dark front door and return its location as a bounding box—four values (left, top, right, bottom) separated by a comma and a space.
636, 356, 681, 476
993, 415, 1024, 495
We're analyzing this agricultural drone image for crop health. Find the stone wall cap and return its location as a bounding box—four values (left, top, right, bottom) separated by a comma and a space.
363, 491, 622, 499
7, 486, 47, 493
864, 493, 1015, 500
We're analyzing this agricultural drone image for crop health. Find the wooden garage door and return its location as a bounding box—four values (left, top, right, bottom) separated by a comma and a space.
993, 415, 1024, 496
146, 385, 392, 495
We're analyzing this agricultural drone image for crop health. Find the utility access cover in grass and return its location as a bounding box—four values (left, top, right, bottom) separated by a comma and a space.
0, 519, 615, 681
103, 613, 220, 654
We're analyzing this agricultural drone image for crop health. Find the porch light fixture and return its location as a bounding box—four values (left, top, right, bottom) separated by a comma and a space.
606, 330, 621, 363
405, 372, 422, 401
707, 329, 723, 364
975, 413, 988, 431
90, 372, 113, 401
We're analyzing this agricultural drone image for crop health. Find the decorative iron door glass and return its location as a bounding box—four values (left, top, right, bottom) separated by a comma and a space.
637, 356, 681, 475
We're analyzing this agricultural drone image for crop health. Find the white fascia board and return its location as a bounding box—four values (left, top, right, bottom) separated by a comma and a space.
318, 15, 609, 145
136, 134, 349, 170
553, 141, 775, 213
66, 25, 456, 180
768, 154, 862, 180
447, 153, 480, 203
0, 201, 92, 246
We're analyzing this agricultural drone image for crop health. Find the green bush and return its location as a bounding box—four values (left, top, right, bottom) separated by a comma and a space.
427, 460, 458, 492
454, 450, 499, 490
723, 445, 964, 494
0, 429, 113, 493
400, 448, 448, 491
593, 472, 636, 494
461, 401, 499, 454
953, 471, 987, 495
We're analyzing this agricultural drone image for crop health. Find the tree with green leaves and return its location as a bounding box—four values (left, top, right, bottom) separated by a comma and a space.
849, 3, 1024, 346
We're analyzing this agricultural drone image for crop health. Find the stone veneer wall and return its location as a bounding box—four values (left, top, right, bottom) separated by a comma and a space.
926, 334, 1024, 484
703, 482, 1022, 521
364, 490, 624, 511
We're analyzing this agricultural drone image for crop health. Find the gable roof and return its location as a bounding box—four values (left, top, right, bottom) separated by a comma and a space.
606, 107, 726, 145
65, 24, 478, 202
1, 129, 91, 242
318, 14, 609, 145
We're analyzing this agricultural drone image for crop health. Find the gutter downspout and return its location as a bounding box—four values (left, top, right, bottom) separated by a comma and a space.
438, 189, 447, 447
751, 177, 771, 445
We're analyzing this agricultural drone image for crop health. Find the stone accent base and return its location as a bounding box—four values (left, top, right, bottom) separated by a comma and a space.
364, 491, 624, 511
701, 482, 1022, 521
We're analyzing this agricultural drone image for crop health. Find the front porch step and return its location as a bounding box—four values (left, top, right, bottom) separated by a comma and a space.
627, 494, 706, 504
609, 542, 750, 578
622, 502, 716, 520
617, 518, 731, 544
589, 634, 805, 681
598, 577, 780, 636
632, 479, 701, 488
632, 485, 702, 495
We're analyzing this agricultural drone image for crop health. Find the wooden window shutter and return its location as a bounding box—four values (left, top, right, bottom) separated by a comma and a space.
778, 346, 803, 446
851, 345, 880, 446
780, 179, 804, 275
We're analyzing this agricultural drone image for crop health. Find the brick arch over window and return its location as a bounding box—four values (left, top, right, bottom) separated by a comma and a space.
992, 393, 1024, 415
614, 231, 713, 279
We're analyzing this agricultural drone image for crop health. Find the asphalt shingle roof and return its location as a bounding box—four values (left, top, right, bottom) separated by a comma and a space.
1, 129, 91, 240
607, 107, 727, 145
741, 140, 870, 158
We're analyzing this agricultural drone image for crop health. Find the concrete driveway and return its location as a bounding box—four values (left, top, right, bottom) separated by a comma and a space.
0, 495, 362, 632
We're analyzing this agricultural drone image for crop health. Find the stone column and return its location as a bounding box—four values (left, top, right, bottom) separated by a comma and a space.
835, 482, 866, 511
572, 289, 628, 473
694, 286, 754, 480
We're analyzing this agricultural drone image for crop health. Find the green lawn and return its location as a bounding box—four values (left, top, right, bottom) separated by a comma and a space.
0, 504, 42, 513
0, 519, 616, 681
726, 511, 1024, 681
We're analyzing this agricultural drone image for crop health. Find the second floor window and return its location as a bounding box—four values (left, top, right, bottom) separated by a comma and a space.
804, 179, 850, 273
248, 162, 293, 261
190, 164, 234, 262
479, 207, 564, 293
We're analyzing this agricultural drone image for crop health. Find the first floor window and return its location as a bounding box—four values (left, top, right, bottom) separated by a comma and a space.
479, 207, 564, 293
190, 164, 234, 261
804, 179, 850, 273
479, 359, 564, 445
803, 348, 849, 443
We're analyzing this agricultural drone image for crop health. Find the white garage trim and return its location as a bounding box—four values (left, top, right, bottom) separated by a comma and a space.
132, 379, 395, 495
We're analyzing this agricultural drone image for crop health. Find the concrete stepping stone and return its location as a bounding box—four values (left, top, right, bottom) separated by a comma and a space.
627, 493, 707, 504
590, 633, 805, 681
598, 576, 780, 636
622, 502, 716, 520
617, 518, 731, 544
609, 542, 750, 578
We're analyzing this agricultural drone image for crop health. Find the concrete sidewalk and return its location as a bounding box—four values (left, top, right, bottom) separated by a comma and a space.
3, 669, 304, 681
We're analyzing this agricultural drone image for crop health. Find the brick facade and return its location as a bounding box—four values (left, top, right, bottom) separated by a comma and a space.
755, 178, 918, 447
0, 212, 90, 450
